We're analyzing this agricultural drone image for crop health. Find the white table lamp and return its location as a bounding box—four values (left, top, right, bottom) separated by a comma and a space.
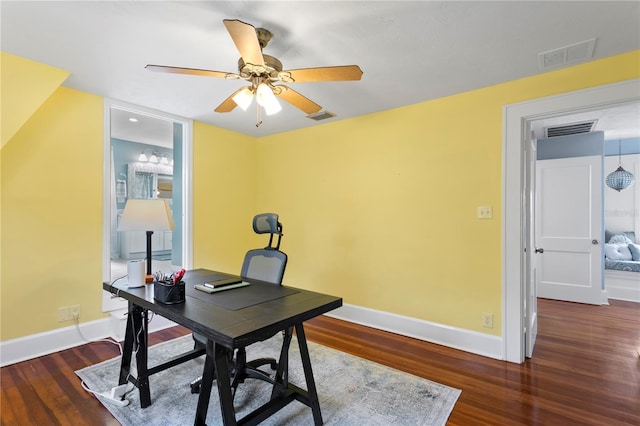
118, 199, 175, 282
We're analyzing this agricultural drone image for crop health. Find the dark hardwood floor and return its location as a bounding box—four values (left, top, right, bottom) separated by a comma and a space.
1, 298, 638, 425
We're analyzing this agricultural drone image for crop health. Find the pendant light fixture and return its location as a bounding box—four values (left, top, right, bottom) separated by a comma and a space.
606, 140, 635, 192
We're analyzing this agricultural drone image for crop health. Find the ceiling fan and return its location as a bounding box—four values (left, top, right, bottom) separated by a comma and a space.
146, 19, 363, 125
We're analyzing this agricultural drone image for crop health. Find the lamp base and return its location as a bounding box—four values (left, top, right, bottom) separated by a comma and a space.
145, 275, 154, 283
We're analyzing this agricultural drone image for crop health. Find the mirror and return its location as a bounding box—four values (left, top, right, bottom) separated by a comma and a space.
127, 162, 173, 200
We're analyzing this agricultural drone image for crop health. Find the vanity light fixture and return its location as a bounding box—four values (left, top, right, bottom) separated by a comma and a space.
160, 155, 169, 165
149, 152, 159, 163
138, 152, 148, 162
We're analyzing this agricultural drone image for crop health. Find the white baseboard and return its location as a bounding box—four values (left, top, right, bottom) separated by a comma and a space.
1, 303, 504, 367
0, 311, 177, 367
325, 303, 504, 360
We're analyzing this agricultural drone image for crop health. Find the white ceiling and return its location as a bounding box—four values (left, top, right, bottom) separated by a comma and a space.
2, 1, 640, 141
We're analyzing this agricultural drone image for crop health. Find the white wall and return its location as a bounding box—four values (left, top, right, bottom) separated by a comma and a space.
604, 154, 640, 240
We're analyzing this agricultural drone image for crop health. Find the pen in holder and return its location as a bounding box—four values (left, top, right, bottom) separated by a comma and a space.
153, 279, 185, 304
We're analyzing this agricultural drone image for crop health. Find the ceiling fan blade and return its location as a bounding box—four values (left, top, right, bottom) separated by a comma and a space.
223, 19, 265, 67
146, 64, 233, 79
285, 65, 363, 83
275, 86, 322, 115
214, 87, 245, 113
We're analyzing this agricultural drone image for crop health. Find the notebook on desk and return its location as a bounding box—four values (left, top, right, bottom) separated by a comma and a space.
205, 277, 243, 288
195, 281, 249, 294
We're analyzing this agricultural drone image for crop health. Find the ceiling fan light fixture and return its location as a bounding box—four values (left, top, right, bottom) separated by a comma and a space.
233, 87, 254, 111
263, 99, 282, 116
146, 19, 362, 124
256, 83, 281, 115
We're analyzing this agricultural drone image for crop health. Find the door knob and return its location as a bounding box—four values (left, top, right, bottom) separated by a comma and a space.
535, 248, 544, 254
592, 239, 599, 245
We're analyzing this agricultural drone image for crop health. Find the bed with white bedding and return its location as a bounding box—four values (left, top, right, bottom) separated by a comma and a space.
604, 231, 640, 302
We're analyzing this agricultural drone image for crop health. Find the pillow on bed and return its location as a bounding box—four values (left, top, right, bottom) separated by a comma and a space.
608, 233, 634, 244
604, 243, 633, 261
605, 230, 636, 243
629, 243, 640, 261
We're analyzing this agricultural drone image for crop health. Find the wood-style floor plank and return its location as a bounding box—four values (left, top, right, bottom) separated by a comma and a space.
1, 299, 638, 425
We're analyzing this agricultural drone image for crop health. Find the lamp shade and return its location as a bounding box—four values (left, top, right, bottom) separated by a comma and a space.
606, 166, 635, 192
118, 199, 175, 232
256, 83, 282, 115
605, 140, 635, 192
232, 87, 254, 111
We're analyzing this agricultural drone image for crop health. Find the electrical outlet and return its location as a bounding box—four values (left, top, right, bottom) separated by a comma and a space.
70, 305, 81, 320
58, 307, 70, 322
477, 206, 493, 219
482, 312, 494, 329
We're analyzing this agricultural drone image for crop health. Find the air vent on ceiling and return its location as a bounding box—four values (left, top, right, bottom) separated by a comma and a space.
307, 110, 336, 121
538, 38, 596, 70
544, 120, 597, 138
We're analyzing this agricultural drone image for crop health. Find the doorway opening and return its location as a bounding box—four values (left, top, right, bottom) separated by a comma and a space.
101, 99, 193, 312
503, 78, 640, 363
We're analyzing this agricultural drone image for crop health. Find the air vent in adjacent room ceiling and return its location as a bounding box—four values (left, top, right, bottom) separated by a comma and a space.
307, 110, 336, 121
544, 120, 597, 138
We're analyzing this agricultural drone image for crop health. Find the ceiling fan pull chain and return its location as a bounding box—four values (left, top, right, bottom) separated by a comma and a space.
256, 101, 263, 127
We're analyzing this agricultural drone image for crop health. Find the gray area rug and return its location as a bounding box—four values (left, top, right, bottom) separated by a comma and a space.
76, 334, 460, 425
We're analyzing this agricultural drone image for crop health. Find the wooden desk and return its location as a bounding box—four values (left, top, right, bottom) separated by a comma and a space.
103, 269, 342, 425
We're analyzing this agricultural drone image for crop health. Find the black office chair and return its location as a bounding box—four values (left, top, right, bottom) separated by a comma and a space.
190, 213, 288, 395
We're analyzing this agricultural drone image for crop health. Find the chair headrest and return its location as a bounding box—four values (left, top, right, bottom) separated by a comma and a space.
253, 213, 282, 235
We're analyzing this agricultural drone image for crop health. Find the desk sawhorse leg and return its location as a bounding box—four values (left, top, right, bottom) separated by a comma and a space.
119, 303, 206, 410
293, 323, 323, 425
266, 325, 323, 425
193, 323, 323, 426
194, 340, 235, 426
119, 304, 151, 407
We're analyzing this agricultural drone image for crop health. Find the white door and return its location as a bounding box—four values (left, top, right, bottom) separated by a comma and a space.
524, 131, 538, 358
536, 155, 603, 305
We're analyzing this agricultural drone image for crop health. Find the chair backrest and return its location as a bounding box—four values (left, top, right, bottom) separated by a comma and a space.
241, 249, 287, 284
241, 213, 287, 285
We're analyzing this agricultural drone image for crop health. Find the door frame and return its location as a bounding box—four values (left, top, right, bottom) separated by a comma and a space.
101, 98, 194, 311
502, 78, 640, 363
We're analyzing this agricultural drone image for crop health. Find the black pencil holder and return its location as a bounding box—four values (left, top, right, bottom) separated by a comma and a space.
153, 280, 185, 304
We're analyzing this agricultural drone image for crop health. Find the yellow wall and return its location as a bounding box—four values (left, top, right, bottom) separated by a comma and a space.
192, 122, 258, 273
1, 87, 104, 339
1, 50, 638, 342
257, 50, 640, 335
1, 52, 69, 148
0, 92, 257, 340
